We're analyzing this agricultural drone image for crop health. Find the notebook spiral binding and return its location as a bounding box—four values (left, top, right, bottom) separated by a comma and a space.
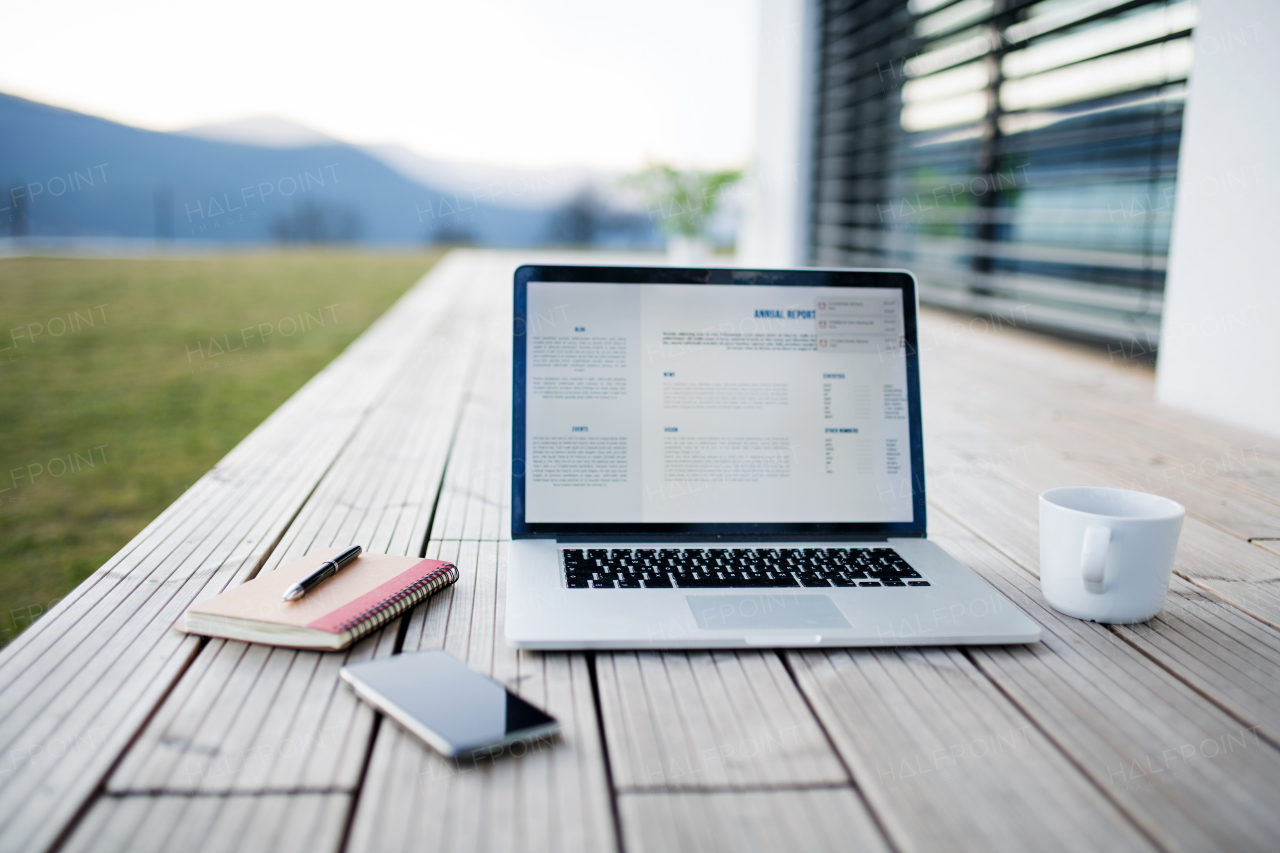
332, 563, 459, 635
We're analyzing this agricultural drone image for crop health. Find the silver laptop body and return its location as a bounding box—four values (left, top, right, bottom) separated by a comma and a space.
505, 265, 1040, 649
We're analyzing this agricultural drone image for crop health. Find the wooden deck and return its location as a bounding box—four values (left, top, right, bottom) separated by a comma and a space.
2, 249, 1280, 853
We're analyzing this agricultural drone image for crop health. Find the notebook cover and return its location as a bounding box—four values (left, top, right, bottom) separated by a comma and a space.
179, 549, 454, 641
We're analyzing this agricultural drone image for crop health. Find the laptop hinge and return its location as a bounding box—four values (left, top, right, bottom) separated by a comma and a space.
555, 533, 893, 544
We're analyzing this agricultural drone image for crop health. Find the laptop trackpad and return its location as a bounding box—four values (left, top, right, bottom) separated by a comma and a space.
687, 594, 852, 631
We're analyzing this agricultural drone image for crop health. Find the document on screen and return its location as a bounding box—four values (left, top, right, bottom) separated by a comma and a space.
524, 281, 913, 524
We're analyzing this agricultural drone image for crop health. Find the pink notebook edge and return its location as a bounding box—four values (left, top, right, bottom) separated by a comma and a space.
173, 556, 456, 638
306, 559, 455, 633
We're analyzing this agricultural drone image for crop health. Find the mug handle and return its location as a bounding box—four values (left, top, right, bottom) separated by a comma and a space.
1081, 525, 1110, 594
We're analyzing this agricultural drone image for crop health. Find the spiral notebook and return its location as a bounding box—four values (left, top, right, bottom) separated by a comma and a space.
177, 548, 458, 651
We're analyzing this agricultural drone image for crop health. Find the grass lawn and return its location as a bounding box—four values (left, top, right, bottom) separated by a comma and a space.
0, 250, 442, 645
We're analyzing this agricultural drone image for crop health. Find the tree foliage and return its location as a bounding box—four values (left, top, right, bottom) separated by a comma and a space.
623, 165, 743, 238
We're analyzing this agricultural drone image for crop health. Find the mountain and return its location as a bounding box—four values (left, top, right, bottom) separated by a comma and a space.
181, 120, 609, 210
355, 145, 658, 248
180, 116, 340, 148
179, 119, 605, 210
360, 143, 598, 209
0, 92, 627, 246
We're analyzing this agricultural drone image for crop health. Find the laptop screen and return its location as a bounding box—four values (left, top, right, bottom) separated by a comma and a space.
513, 266, 926, 538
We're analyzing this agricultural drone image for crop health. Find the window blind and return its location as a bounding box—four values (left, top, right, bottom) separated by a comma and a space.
809, 0, 1195, 349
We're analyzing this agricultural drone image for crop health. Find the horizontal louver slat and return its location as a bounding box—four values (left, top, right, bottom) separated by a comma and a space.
809, 0, 1192, 348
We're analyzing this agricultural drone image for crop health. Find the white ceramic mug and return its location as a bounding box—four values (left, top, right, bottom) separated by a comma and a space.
1039, 487, 1185, 624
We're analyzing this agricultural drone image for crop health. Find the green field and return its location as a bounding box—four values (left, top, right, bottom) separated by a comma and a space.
0, 250, 441, 644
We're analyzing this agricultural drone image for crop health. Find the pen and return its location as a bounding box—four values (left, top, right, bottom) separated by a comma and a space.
283, 545, 363, 602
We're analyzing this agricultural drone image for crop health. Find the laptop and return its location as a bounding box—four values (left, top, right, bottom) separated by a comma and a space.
505, 264, 1040, 649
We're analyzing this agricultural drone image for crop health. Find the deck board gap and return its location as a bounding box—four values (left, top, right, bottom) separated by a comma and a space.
774, 651, 903, 853
44, 635, 208, 853
615, 781, 855, 794
587, 652, 628, 853
98, 787, 356, 798
1104, 623, 1280, 753
954, 644, 1174, 853
335, 714, 383, 853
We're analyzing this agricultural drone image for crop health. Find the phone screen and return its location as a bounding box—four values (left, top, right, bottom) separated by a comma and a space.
341, 651, 558, 757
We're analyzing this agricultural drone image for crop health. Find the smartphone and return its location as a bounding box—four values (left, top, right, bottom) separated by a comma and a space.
340, 650, 559, 758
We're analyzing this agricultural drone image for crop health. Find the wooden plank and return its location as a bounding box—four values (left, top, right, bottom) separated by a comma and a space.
1175, 579, 1280, 636
1114, 597, 1280, 744
61, 794, 203, 853
0, 405, 363, 837
0, 257, 473, 851
429, 333, 511, 543
924, 400, 1280, 630
60, 793, 350, 853
346, 543, 618, 853
788, 645, 1156, 853
930, 511, 1280, 853
921, 382, 1280, 628
105, 632, 392, 794
915, 307, 1280, 489
908, 316, 1280, 849
916, 313, 1280, 538
616, 789, 889, 853
402, 539, 465, 655
596, 650, 847, 790
1037, 398, 1280, 508
105, 267, 487, 795
925, 378, 1280, 539
923, 427, 1280, 584
0, 424, 332, 734
921, 438, 1280, 746
925, 420, 1280, 681
920, 413, 1277, 580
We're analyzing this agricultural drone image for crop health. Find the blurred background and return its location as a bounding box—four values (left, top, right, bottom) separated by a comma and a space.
0, 0, 756, 253
2, 0, 1203, 337
3, 0, 1274, 641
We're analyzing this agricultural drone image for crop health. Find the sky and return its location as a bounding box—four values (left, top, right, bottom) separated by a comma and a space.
0, 0, 760, 171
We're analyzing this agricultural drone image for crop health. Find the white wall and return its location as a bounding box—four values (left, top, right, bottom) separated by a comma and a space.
1157, 0, 1280, 438
737, 0, 815, 267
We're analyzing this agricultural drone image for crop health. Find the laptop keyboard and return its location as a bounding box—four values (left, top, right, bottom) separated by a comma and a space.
561, 547, 929, 589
